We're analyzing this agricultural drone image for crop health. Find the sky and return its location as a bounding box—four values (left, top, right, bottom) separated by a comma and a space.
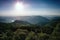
0, 0, 60, 16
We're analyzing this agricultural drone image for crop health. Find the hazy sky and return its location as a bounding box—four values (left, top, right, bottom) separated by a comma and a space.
0, 0, 60, 16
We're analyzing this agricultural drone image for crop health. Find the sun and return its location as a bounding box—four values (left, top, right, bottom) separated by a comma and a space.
15, 2, 24, 10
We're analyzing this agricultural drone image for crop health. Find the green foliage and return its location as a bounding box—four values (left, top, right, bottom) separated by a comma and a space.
0, 22, 60, 40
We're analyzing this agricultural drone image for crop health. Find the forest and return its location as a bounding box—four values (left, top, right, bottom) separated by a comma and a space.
0, 20, 60, 40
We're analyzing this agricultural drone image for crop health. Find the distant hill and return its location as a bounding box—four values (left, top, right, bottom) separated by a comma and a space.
0, 19, 15, 23
13, 20, 31, 25
16, 16, 49, 25
15, 16, 60, 26
51, 16, 60, 22
51, 16, 60, 25
0, 16, 50, 26
45, 16, 60, 27
0, 16, 15, 23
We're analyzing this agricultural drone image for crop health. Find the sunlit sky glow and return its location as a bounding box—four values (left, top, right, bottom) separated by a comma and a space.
0, 0, 60, 16
15, 2, 24, 10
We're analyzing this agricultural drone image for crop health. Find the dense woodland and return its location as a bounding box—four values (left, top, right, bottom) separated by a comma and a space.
0, 21, 60, 40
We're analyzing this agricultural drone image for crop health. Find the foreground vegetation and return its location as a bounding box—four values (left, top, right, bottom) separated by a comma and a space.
0, 21, 60, 40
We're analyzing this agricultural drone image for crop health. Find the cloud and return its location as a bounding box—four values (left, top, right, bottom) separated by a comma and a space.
0, 9, 60, 16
